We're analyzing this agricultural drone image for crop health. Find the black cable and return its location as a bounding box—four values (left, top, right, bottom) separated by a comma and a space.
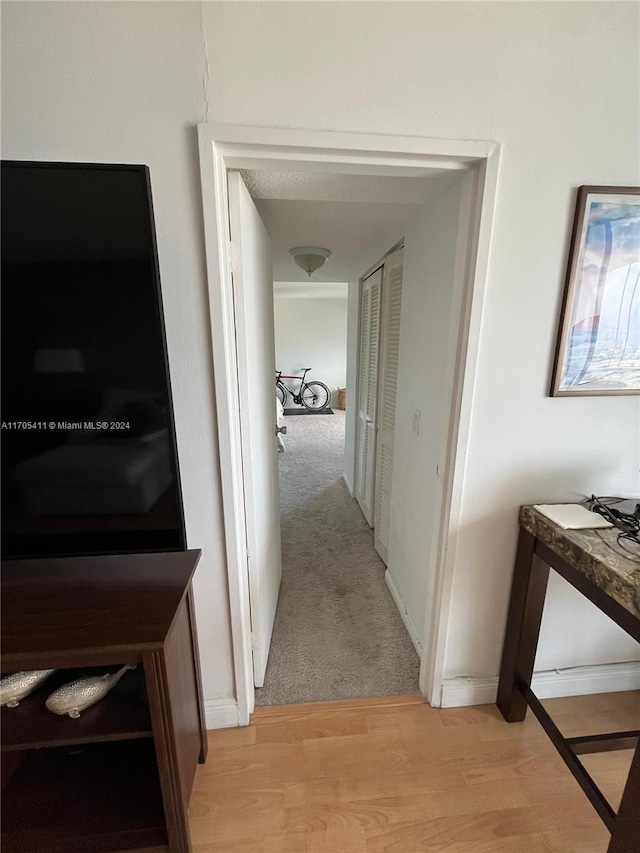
589, 494, 640, 544
617, 532, 640, 558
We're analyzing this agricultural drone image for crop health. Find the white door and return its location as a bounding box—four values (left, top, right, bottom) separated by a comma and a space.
374, 248, 404, 564
228, 170, 282, 688
355, 267, 382, 526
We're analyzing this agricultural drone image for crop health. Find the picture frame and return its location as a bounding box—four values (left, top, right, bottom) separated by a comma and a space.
550, 185, 640, 396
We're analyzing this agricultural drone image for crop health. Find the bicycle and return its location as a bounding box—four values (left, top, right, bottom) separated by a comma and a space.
275, 368, 331, 411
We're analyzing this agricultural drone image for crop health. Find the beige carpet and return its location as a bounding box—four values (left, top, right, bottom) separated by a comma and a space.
255, 410, 420, 705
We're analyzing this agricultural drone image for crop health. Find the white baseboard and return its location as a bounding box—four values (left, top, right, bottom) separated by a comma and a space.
384, 569, 423, 657
440, 676, 501, 708
440, 661, 640, 708
205, 697, 240, 729
342, 473, 354, 497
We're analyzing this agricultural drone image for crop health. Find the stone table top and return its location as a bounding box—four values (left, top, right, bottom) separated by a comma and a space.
520, 505, 640, 621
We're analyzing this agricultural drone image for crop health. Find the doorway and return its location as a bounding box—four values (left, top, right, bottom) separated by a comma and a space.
241, 181, 423, 705
198, 125, 500, 724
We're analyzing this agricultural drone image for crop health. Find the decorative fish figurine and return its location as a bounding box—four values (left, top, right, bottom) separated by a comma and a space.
45, 664, 135, 718
0, 670, 56, 707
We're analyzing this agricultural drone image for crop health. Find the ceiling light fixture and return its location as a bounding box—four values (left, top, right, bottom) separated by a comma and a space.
289, 246, 331, 278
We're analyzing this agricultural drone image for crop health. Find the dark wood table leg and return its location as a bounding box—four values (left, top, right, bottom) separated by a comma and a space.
497, 527, 550, 722
607, 740, 640, 853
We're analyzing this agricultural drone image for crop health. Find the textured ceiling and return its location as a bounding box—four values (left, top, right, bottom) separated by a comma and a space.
239, 167, 463, 282
240, 168, 457, 204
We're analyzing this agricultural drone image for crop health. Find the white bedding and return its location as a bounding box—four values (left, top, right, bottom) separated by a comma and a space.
276, 397, 285, 451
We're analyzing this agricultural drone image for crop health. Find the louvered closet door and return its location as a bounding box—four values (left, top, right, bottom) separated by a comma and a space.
374, 248, 404, 564
355, 267, 382, 527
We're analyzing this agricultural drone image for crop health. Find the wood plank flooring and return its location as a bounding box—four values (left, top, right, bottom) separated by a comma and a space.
189, 692, 639, 852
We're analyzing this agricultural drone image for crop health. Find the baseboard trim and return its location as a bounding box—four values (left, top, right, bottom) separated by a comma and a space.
342, 473, 354, 497
205, 697, 240, 729
440, 661, 640, 708
384, 569, 423, 657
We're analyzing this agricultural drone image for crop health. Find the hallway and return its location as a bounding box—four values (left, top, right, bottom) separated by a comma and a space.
255, 410, 419, 706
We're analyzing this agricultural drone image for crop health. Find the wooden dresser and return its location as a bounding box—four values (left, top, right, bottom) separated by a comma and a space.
1, 550, 207, 853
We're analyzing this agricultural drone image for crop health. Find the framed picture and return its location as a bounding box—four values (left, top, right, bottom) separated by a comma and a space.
551, 185, 640, 396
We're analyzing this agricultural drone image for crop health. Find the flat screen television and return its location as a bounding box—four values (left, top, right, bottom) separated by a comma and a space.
1, 161, 186, 559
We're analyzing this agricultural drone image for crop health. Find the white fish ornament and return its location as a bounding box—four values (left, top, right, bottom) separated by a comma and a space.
0, 670, 56, 707
45, 664, 136, 718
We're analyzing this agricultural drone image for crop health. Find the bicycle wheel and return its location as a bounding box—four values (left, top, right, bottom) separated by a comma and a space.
276, 382, 287, 407
301, 381, 330, 410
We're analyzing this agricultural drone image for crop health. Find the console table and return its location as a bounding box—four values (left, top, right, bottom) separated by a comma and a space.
1, 550, 207, 853
497, 506, 640, 853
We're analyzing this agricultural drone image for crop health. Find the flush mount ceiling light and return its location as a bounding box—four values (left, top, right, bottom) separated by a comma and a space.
289, 246, 331, 278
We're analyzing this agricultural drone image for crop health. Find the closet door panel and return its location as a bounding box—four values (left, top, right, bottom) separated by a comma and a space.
374, 248, 404, 564
355, 268, 382, 526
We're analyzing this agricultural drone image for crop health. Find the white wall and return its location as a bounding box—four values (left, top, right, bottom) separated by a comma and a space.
202, 1, 640, 683
386, 180, 467, 650
274, 297, 347, 407
3, 2, 639, 717
1, 1, 237, 719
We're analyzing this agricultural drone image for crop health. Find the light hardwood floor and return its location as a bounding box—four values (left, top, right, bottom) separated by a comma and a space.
189, 692, 638, 852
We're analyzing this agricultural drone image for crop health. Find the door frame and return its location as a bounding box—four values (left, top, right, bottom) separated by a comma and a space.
198, 124, 500, 724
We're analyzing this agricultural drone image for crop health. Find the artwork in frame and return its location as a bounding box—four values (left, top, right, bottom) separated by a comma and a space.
551, 185, 640, 396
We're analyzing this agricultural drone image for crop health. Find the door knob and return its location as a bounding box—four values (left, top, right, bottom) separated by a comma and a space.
276, 425, 287, 435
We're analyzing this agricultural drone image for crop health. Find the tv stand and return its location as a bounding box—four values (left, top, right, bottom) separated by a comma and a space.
1, 550, 207, 853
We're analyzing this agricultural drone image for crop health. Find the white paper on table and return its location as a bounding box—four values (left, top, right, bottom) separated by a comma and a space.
534, 504, 613, 529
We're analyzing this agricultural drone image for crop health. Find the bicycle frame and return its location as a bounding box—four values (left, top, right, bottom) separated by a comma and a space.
275, 368, 312, 406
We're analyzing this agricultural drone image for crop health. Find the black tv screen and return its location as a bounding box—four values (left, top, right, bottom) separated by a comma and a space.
1, 161, 186, 559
